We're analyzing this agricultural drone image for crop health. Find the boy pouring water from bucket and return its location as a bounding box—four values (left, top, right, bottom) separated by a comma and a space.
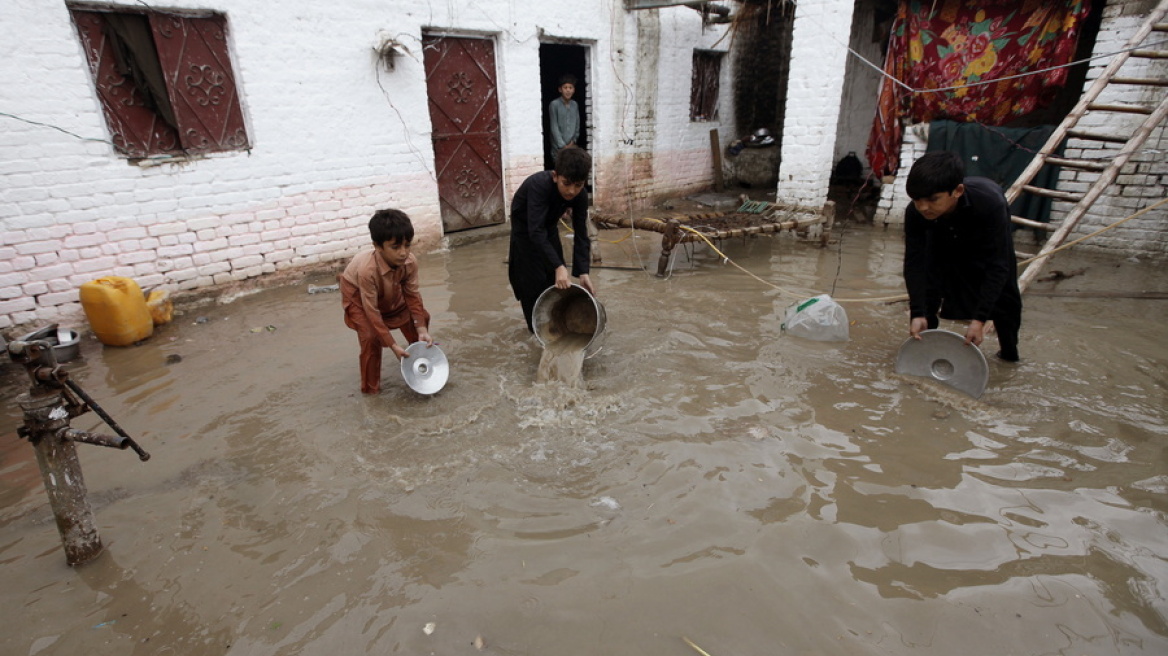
508, 147, 597, 332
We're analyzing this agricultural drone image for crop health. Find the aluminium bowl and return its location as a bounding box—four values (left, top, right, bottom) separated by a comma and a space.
894, 329, 989, 398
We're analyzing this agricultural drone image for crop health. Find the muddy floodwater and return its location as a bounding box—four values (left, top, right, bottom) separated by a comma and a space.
2, 224, 1167, 656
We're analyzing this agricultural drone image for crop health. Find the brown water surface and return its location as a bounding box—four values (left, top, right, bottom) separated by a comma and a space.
2, 225, 1166, 655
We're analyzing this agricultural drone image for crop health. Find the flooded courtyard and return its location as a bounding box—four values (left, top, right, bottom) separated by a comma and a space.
2, 223, 1166, 655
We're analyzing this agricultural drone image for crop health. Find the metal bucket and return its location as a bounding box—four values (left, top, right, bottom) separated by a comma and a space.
532, 284, 606, 359
16, 324, 81, 363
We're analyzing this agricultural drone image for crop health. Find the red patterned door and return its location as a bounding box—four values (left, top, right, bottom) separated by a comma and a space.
423, 35, 505, 232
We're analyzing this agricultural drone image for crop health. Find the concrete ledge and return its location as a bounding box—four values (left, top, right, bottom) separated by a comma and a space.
444, 223, 511, 248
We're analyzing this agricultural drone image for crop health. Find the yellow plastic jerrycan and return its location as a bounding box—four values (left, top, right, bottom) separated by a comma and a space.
146, 289, 173, 326
79, 277, 154, 346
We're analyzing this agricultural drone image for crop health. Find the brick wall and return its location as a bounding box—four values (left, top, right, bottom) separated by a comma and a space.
874, 125, 930, 225
0, 1, 730, 331
593, 9, 736, 212
775, 0, 857, 209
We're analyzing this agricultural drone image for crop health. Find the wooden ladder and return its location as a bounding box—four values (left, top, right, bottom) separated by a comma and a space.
1005, 0, 1168, 291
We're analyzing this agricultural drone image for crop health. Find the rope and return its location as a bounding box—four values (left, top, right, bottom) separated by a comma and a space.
630, 196, 1168, 305
562, 217, 639, 245
675, 224, 810, 299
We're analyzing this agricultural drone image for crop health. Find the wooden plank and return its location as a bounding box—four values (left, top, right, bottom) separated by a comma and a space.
1086, 103, 1154, 114
710, 129, 724, 192
1020, 185, 1083, 201
1027, 290, 1168, 299
1067, 129, 1129, 143
1011, 215, 1058, 231
1044, 156, 1108, 171
1111, 76, 1168, 86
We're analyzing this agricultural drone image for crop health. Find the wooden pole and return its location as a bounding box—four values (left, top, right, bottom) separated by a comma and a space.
710, 129, 724, 192
820, 200, 836, 248
657, 219, 682, 277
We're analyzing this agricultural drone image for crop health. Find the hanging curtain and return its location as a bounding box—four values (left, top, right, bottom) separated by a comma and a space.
866, 0, 1092, 179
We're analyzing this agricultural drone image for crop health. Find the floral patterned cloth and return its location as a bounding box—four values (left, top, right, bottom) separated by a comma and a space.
866, 0, 1092, 178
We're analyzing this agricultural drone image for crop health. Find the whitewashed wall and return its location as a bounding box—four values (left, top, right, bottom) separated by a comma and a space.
775, 0, 857, 209
0, 0, 730, 331
834, 0, 886, 174
592, 9, 735, 211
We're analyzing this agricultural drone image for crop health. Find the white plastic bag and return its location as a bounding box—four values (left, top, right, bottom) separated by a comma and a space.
781, 294, 849, 342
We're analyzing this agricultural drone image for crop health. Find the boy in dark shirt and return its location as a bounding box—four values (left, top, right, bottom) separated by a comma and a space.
508, 146, 595, 332
903, 151, 1022, 362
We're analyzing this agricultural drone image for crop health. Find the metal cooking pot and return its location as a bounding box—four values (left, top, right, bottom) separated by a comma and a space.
15, 324, 81, 363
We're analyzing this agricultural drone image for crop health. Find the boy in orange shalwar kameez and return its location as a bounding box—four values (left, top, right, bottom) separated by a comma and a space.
340, 209, 434, 394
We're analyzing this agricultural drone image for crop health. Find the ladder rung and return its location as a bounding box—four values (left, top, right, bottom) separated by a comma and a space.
1067, 129, 1129, 144
1011, 216, 1057, 232
1087, 102, 1154, 114
1153, 22, 1168, 32
1111, 76, 1168, 87
1131, 49, 1168, 59
1021, 185, 1084, 202
1043, 156, 1108, 171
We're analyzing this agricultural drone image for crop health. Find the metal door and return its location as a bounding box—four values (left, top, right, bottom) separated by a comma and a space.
423, 35, 505, 232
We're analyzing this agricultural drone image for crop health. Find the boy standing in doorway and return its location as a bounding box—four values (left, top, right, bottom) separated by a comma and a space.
548, 74, 580, 155
340, 209, 435, 394
547, 73, 601, 263
903, 151, 1023, 362
508, 146, 596, 332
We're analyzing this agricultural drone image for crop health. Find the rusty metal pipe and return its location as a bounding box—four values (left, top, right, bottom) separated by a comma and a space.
64, 380, 151, 461
59, 428, 129, 450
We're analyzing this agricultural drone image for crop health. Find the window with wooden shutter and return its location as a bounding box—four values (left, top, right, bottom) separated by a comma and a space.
690, 50, 723, 122
69, 5, 249, 159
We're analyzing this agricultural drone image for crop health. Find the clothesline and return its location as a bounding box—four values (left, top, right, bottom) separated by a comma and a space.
846, 37, 1168, 95
791, 0, 1167, 99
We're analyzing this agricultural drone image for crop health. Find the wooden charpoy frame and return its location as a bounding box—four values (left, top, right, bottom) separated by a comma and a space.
595, 201, 835, 276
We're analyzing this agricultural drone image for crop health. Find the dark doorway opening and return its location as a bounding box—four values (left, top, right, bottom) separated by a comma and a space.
539, 43, 588, 171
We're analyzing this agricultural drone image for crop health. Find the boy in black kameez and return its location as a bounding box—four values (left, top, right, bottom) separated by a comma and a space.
903, 151, 1023, 362
508, 147, 596, 332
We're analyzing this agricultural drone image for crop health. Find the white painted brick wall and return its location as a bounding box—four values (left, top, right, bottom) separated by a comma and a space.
776, 0, 857, 209
1, 0, 729, 331
593, 9, 736, 211
875, 125, 930, 225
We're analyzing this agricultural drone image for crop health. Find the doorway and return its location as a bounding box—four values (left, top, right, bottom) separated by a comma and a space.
539, 43, 589, 171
